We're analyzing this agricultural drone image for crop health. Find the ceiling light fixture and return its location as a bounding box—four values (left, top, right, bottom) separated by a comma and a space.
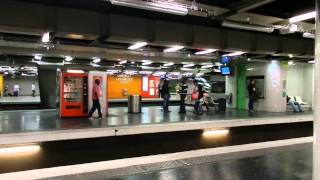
67, 69, 85, 73
33, 55, 42, 61
142, 61, 152, 65
128, 42, 147, 50
289, 11, 316, 23
195, 49, 217, 55
288, 54, 294, 58
303, 32, 315, 39
92, 57, 101, 63
201, 64, 214, 69
64, 56, 73, 62
119, 60, 127, 64
41, 32, 50, 43
223, 51, 245, 57
109, 0, 188, 16
183, 64, 195, 68
288, 61, 294, 65
163, 62, 174, 66
308, 60, 315, 64
164, 46, 184, 53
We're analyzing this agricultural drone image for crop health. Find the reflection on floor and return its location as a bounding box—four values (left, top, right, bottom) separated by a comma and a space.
115, 144, 312, 180
0, 106, 312, 134
0, 96, 40, 104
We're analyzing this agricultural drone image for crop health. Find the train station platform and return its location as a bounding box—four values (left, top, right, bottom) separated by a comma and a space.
0, 106, 312, 146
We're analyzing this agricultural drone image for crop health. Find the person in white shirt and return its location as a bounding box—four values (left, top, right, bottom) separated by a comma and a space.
32, 84, 36, 97
13, 83, 20, 97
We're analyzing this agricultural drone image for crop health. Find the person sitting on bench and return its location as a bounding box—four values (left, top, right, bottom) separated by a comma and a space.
287, 96, 303, 113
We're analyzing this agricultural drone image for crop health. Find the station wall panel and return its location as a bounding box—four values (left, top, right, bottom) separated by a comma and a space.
226, 29, 252, 51
56, 8, 100, 35
0, 0, 45, 30
154, 20, 190, 44
282, 37, 305, 54
256, 34, 280, 52
109, 14, 150, 41
193, 26, 221, 48
305, 39, 315, 55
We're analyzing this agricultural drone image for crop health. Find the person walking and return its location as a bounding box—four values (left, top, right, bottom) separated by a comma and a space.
31, 83, 36, 97
13, 83, 20, 97
161, 80, 170, 112
179, 78, 188, 113
4, 84, 8, 96
88, 79, 102, 119
247, 80, 256, 113
194, 83, 204, 114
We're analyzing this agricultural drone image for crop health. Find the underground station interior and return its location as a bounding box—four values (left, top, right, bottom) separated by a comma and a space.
0, 0, 319, 179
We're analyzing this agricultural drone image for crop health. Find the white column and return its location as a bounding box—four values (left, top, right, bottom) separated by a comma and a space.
314, 1, 320, 179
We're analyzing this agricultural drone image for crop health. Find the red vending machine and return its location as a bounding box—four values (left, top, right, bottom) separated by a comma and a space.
59, 71, 88, 118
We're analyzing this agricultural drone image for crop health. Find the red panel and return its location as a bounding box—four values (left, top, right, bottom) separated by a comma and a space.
141, 76, 160, 98
60, 72, 88, 118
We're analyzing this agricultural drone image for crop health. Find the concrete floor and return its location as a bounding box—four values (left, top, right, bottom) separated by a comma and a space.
0, 106, 311, 134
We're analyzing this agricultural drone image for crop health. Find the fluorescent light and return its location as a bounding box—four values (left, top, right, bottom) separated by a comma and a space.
183, 64, 195, 68
124, 70, 137, 75
271, 60, 277, 63
163, 62, 174, 66
201, 64, 214, 68
153, 71, 167, 76
182, 72, 193, 76
288, 61, 294, 65
65, 56, 73, 62
34, 55, 42, 61
195, 49, 216, 55
288, 54, 293, 58
0, 144, 40, 156
67, 69, 84, 73
128, 42, 147, 50
41, 32, 50, 43
110, 0, 188, 16
107, 69, 122, 74
119, 60, 127, 64
142, 60, 152, 65
202, 129, 229, 137
92, 57, 101, 63
181, 67, 193, 71
303, 32, 315, 39
289, 11, 316, 23
164, 46, 184, 53
141, 66, 160, 70
308, 60, 315, 64
139, 71, 153, 75
223, 51, 245, 57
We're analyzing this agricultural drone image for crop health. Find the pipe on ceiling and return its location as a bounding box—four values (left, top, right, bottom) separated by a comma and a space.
222, 21, 274, 33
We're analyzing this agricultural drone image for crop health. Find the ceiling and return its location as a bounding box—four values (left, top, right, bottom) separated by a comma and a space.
0, 0, 316, 69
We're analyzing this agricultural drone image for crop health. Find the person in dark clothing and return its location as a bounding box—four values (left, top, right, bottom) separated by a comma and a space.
194, 84, 204, 114
88, 79, 102, 119
161, 80, 170, 112
247, 80, 256, 112
179, 78, 188, 113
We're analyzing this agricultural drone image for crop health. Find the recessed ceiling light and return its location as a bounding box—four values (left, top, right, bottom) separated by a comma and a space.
183, 64, 195, 68
195, 49, 216, 55
288, 54, 294, 58
223, 51, 245, 57
92, 57, 101, 63
163, 46, 184, 53
163, 62, 174, 66
41, 32, 50, 43
119, 60, 127, 64
201, 64, 214, 68
128, 42, 147, 50
65, 56, 73, 62
34, 55, 42, 61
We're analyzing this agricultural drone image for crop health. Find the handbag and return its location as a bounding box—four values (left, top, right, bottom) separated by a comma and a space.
191, 91, 199, 100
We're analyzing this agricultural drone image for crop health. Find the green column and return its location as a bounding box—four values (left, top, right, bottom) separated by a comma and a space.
236, 64, 247, 109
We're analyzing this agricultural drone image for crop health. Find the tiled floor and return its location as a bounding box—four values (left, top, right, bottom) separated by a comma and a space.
0, 96, 40, 104
0, 106, 311, 134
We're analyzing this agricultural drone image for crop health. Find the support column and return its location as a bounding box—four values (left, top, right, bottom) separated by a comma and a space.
314, 1, 320, 179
